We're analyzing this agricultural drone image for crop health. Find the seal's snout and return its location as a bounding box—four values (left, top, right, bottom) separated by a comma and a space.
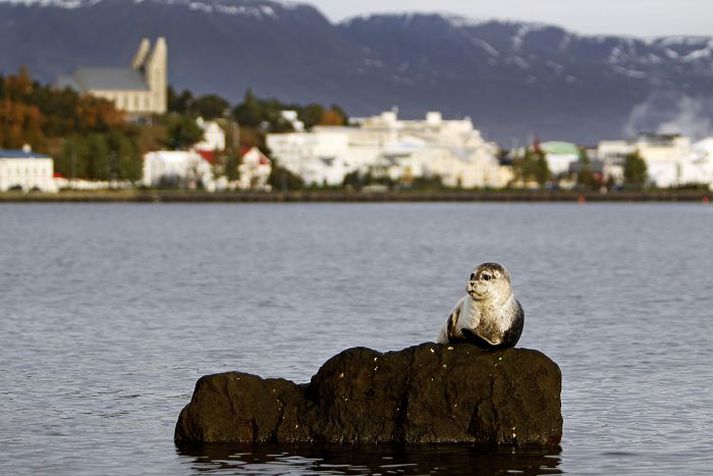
466, 281, 479, 295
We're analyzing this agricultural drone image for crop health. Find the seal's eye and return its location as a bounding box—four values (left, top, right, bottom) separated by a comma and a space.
482, 274, 492, 281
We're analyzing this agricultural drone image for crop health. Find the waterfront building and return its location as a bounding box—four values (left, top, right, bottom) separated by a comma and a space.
142, 150, 214, 190
688, 138, 713, 190
0, 148, 57, 193
58, 38, 167, 116
194, 118, 226, 152
598, 133, 705, 188
539, 141, 580, 176
238, 147, 272, 191
266, 110, 507, 188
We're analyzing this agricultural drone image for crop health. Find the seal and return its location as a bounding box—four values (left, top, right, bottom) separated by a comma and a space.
437, 262, 524, 349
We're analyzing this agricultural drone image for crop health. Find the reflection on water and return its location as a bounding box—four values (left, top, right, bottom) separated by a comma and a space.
177, 443, 562, 475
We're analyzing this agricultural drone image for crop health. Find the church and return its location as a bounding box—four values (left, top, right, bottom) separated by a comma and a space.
59, 38, 167, 116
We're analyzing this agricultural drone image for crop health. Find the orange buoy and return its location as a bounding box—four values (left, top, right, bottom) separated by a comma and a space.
703, 196, 710, 204
577, 195, 586, 204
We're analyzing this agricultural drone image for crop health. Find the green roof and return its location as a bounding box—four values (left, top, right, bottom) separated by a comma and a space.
540, 141, 579, 156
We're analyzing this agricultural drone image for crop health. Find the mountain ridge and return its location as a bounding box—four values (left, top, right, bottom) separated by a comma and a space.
1, 0, 712, 143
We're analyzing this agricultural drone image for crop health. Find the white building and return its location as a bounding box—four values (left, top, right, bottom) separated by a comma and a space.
598, 133, 708, 188
280, 111, 305, 132
266, 128, 353, 186
686, 138, 713, 190
267, 110, 508, 188
142, 150, 214, 190
238, 147, 272, 190
194, 117, 226, 152
0, 148, 57, 193
539, 141, 580, 176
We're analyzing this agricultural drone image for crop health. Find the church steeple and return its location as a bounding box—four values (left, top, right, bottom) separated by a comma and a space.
131, 38, 151, 71
144, 37, 167, 114
131, 37, 167, 114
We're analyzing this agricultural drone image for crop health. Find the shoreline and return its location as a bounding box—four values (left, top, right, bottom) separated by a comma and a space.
0, 190, 711, 203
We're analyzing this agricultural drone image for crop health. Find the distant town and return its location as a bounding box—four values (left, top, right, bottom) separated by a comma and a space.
2, 38, 712, 198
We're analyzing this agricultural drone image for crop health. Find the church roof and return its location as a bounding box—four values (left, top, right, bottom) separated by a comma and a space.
69, 67, 150, 92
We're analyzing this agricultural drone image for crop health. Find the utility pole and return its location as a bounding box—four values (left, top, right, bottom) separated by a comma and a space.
71, 149, 77, 184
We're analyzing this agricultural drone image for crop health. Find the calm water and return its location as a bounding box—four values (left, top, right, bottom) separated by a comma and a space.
1, 203, 712, 475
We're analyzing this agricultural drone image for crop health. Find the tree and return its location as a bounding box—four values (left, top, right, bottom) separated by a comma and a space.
85, 133, 110, 180
319, 108, 347, 126
328, 104, 349, 125
511, 149, 550, 187
59, 136, 89, 179
576, 148, 596, 189
109, 131, 142, 182
533, 150, 549, 186
74, 95, 126, 133
1, 68, 129, 146
167, 87, 194, 115
232, 88, 264, 128
162, 114, 203, 150
58, 132, 142, 181
193, 94, 230, 120
343, 170, 363, 189
299, 104, 324, 129
268, 158, 304, 191
223, 153, 240, 181
0, 99, 45, 149
624, 151, 648, 188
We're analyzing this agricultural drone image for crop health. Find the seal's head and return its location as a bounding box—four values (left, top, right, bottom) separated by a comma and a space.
466, 262, 512, 301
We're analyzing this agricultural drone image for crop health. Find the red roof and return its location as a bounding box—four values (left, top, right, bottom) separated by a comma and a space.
241, 146, 271, 165
196, 149, 218, 165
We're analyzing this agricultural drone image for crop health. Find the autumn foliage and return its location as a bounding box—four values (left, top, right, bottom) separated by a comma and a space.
0, 68, 127, 148
0, 68, 145, 181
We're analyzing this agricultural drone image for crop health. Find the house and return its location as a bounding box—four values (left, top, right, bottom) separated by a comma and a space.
142, 150, 214, 190
267, 129, 353, 186
538, 141, 580, 176
280, 111, 305, 132
0, 148, 57, 193
238, 147, 272, 191
194, 118, 226, 152
58, 38, 167, 116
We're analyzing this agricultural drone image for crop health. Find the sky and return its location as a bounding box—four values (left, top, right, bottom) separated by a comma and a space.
309, 0, 712, 38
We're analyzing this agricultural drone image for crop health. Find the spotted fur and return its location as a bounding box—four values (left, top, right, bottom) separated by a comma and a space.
437, 263, 524, 349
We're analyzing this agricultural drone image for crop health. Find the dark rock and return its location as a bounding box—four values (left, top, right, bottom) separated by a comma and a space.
175, 343, 562, 447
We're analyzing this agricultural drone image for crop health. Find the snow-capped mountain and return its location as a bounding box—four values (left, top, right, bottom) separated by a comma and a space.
1, 0, 712, 143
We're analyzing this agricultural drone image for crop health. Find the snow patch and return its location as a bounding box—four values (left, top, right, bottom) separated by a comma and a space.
187, 1, 279, 18
613, 65, 646, 78
511, 24, 548, 50
468, 36, 499, 57
663, 48, 679, 59
683, 47, 712, 61
443, 13, 488, 29
655, 36, 711, 47
509, 56, 529, 69
0, 0, 100, 8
